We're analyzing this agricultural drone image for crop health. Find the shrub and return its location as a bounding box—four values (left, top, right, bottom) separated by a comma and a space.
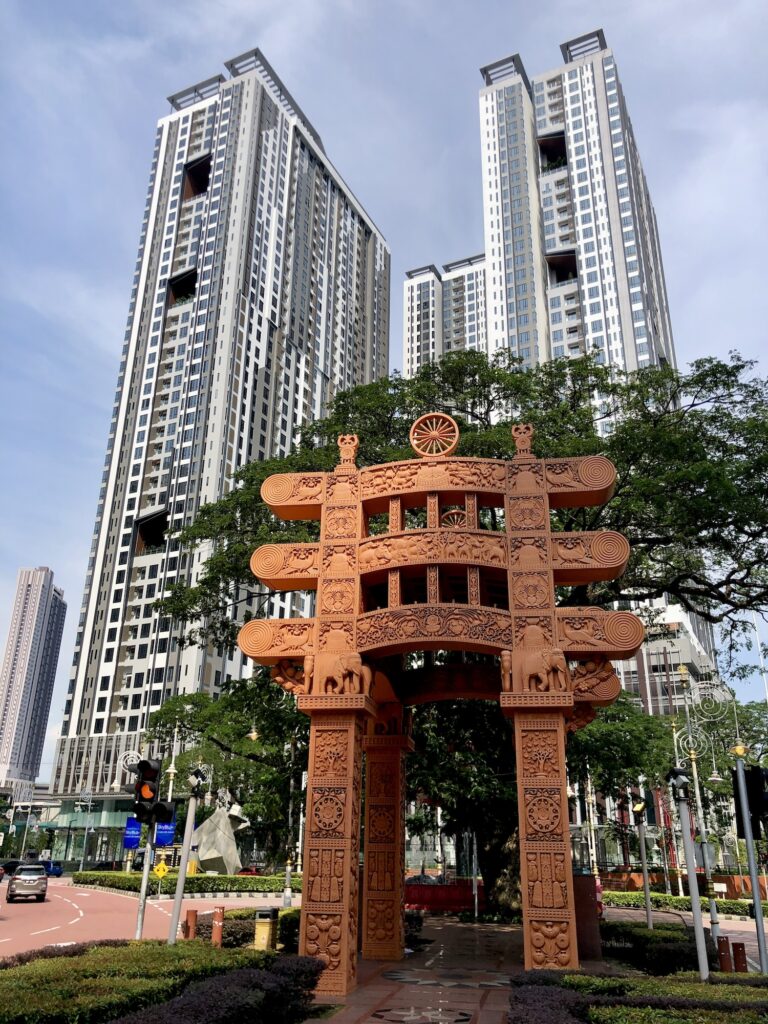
72, 871, 302, 895
0, 941, 274, 1024
601, 889, 768, 917
194, 916, 255, 948
278, 908, 301, 953
405, 909, 424, 944
0, 939, 130, 971
599, 919, 717, 975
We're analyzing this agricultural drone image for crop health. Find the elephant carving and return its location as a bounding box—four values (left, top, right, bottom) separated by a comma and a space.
309, 651, 374, 696
512, 626, 571, 693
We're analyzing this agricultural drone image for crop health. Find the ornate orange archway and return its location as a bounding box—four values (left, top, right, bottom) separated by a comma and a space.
238, 415, 643, 995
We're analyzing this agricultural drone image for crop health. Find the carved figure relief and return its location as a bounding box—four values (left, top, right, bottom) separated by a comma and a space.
327, 475, 358, 503
509, 463, 542, 494
305, 913, 342, 971
527, 852, 567, 910
512, 624, 570, 693
318, 622, 355, 651
530, 921, 571, 967
500, 650, 513, 693
239, 619, 314, 659
510, 537, 547, 567
571, 656, 616, 698
311, 788, 346, 837
357, 530, 506, 573
367, 850, 395, 892
311, 651, 371, 695
368, 762, 396, 798
524, 789, 563, 839
337, 434, 359, 466
307, 848, 345, 903
322, 545, 356, 575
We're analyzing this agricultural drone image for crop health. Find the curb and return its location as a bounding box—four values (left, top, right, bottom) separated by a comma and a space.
75, 885, 300, 902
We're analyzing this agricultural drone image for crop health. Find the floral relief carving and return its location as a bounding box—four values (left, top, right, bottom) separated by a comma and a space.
530, 921, 571, 967
320, 579, 355, 614
305, 913, 342, 971
512, 573, 551, 609
311, 788, 346, 837
366, 899, 395, 942
524, 789, 563, 840
571, 656, 617, 697
468, 567, 480, 605
527, 852, 568, 910
324, 506, 358, 539
507, 497, 547, 531
356, 607, 514, 652
368, 805, 395, 842
368, 762, 396, 799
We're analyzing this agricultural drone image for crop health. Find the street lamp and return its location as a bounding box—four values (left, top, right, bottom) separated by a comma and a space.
78, 789, 95, 873
632, 799, 653, 929
667, 767, 709, 980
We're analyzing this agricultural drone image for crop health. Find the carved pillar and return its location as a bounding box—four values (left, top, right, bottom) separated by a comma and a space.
388, 497, 402, 608
515, 711, 578, 970
465, 492, 478, 529
299, 700, 374, 995
426, 492, 439, 529
361, 703, 413, 960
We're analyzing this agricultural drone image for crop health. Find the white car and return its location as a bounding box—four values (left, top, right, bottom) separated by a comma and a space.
7, 863, 48, 903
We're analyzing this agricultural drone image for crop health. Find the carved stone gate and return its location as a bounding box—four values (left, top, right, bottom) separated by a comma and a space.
238, 414, 643, 995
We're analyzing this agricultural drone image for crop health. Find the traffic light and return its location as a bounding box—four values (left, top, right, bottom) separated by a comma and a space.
131, 759, 161, 823
732, 765, 768, 840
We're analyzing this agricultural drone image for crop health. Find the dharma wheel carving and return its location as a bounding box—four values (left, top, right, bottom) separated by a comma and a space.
238, 413, 643, 994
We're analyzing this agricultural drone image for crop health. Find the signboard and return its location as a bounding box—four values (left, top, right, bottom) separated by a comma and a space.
153, 861, 169, 879
154, 818, 176, 847
123, 817, 142, 850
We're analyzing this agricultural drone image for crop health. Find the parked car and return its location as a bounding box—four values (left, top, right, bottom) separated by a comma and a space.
6, 863, 48, 903
40, 860, 63, 877
92, 860, 123, 871
236, 864, 264, 876
0, 860, 21, 880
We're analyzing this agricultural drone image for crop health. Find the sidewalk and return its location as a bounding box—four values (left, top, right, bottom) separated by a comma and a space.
306, 917, 519, 1024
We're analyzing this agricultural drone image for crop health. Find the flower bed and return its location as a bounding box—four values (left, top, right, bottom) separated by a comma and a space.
72, 871, 302, 895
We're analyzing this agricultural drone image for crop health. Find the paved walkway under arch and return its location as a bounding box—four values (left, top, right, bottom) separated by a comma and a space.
306, 917, 524, 1024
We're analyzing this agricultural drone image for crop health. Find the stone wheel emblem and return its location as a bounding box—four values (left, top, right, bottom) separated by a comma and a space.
410, 413, 460, 458
441, 509, 467, 528
314, 794, 345, 831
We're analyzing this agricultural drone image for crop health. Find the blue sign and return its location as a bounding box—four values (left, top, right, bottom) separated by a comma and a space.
123, 817, 142, 850
154, 818, 176, 847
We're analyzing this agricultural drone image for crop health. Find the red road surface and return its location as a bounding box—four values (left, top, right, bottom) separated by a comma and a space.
0, 880, 287, 956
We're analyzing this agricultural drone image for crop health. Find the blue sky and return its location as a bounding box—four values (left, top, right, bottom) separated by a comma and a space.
1, 0, 766, 782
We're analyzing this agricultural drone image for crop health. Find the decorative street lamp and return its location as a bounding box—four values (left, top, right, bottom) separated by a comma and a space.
632, 799, 653, 929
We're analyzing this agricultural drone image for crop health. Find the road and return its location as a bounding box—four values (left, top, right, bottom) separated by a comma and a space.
0, 879, 287, 957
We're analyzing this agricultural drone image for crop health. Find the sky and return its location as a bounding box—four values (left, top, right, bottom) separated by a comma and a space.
0, 0, 766, 784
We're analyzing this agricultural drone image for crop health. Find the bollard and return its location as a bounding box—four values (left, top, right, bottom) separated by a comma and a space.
184, 908, 198, 940
733, 941, 748, 973
717, 935, 733, 973
211, 905, 225, 948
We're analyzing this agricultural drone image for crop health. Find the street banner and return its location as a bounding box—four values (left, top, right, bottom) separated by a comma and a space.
154, 818, 176, 846
123, 817, 142, 849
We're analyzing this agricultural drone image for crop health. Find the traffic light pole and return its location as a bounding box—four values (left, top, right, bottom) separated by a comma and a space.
734, 756, 768, 972
135, 830, 154, 940
167, 790, 197, 945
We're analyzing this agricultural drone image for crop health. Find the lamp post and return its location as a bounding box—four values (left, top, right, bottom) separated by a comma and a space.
668, 767, 709, 980
633, 800, 654, 929
731, 742, 768, 973
78, 790, 95, 873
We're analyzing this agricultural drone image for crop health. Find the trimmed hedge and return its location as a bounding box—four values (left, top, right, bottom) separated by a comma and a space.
508, 970, 768, 1024
602, 889, 768, 917
194, 907, 300, 951
0, 940, 130, 972
110, 955, 323, 1024
72, 871, 302, 895
0, 941, 276, 1024
600, 919, 717, 975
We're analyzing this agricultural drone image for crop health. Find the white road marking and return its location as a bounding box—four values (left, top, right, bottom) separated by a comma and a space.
67, 918, 80, 925
30, 927, 60, 936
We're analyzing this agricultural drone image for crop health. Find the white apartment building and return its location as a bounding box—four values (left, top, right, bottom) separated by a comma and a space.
0, 568, 66, 788
404, 30, 676, 386
52, 49, 390, 803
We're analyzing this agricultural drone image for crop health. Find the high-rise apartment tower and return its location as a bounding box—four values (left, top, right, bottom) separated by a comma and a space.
0, 567, 66, 788
404, 30, 675, 389
53, 50, 389, 800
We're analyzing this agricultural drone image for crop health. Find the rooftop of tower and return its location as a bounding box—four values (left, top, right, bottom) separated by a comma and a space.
479, 29, 609, 91
167, 47, 324, 153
